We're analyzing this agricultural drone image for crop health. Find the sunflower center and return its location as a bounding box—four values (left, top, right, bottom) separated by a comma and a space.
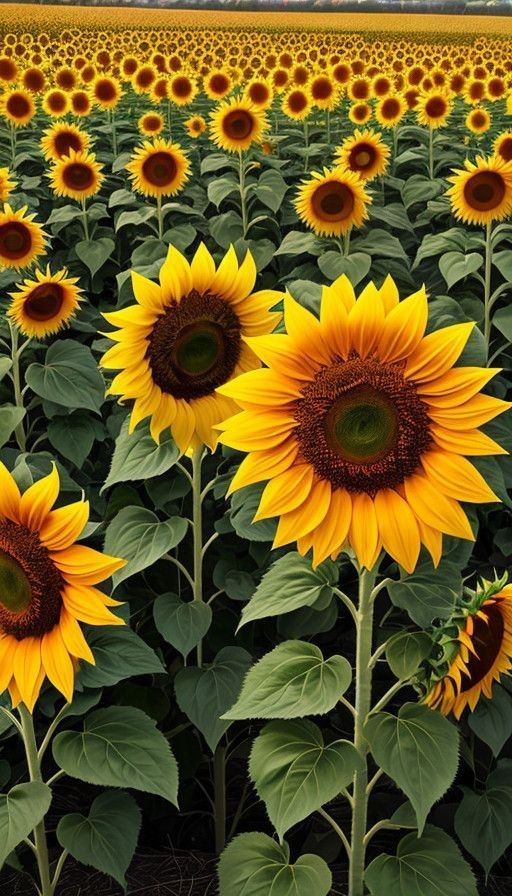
24, 282, 64, 321
142, 151, 177, 187
312, 182, 355, 222
498, 138, 512, 162
350, 143, 375, 171
223, 109, 254, 141
249, 83, 269, 104
0, 222, 31, 259
0, 519, 63, 639
312, 79, 332, 100
147, 290, 242, 400
295, 356, 431, 494
460, 603, 505, 692
7, 93, 30, 118
54, 131, 82, 157
63, 162, 94, 191
464, 171, 506, 211
425, 96, 446, 118
210, 73, 229, 94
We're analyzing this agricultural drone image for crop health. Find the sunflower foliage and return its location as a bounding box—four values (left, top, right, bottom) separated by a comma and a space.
0, 12, 512, 896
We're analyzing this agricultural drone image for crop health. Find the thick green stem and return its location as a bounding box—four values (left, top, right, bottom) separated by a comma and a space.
10, 121, 16, 167
156, 193, 164, 241
18, 704, 53, 896
10, 323, 26, 452
484, 220, 493, 360
303, 119, 309, 172
343, 227, 352, 257
81, 196, 89, 241
192, 445, 205, 666
110, 109, 118, 158
213, 744, 227, 854
349, 566, 378, 896
238, 150, 248, 238
428, 127, 434, 179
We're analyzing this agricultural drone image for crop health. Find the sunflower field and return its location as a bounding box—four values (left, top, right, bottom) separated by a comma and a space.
1, 6, 512, 896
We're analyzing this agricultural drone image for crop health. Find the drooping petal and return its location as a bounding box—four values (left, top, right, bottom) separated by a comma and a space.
254, 463, 314, 520
59, 607, 94, 664
53, 545, 126, 585
227, 439, 299, 494
13, 637, 41, 711
311, 488, 352, 566
273, 478, 332, 549
62, 582, 125, 626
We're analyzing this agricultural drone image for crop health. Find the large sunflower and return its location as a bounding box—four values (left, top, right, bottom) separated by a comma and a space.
295, 167, 371, 237
8, 266, 81, 338
216, 277, 508, 572
335, 128, 390, 181
0, 204, 46, 270
0, 463, 125, 711
40, 121, 90, 162
126, 138, 190, 199
0, 88, 35, 127
209, 98, 267, 153
101, 243, 282, 454
426, 586, 512, 719
48, 149, 104, 202
446, 154, 512, 226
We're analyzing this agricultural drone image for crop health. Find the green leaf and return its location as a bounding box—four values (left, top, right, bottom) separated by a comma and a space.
454, 762, 512, 876
0, 358, 12, 381
229, 482, 277, 542
104, 506, 187, 588
207, 174, 238, 208
493, 249, 512, 282
219, 833, 332, 896
153, 592, 212, 659
174, 647, 251, 752
365, 704, 459, 834
385, 631, 432, 681
352, 228, 408, 261
468, 684, 512, 756
388, 560, 461, 626
239, 552, 338, 629
223, 640, 351, 721
493, 305, 512, 343
317, 251, 371, 286
77, 626, 164, 688
57, 790, 141, 890
75, 238, 115, 277
275, 230, 320, 256
249, 719, 360, 839
439, 252, 483, 290
48, 413, 97, 467
0, 405, 24, 449
401, 175, 444, 210
115, 207, 155, 231
255, 169, 288, 213
52, 706, 178, 806
102, 417, 179, 492
25, 341, 105, 413
0, 783, 52, 870
366, 826, 478, 896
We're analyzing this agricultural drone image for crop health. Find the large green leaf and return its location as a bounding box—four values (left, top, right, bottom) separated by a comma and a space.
218, 833, 332, 896
57, 790, 141, 890
104, 506, 187, 588
102, 417, 179, 492
223, 640, 351, 720
467, 684, 512, 756
454, 762, 512, 876
175, 647, 251, 752
52, 706, 178, 806
153, 592, 212, 660
249, 719, 360, 839
48, 413, 99, 467
388, 560, 461, 627
0, 783, 52, 870
385, 631, 432, 681
239, 553, 338, 629
75, 237, 115, 277
25, 341, 105, 413
254, 169, 288, 213
365, 826, 478, 896
0, 406, 25, 449
317, 251, 371, 286
77, 626, 164, 688
439, 251, 483, 290
365, 703, 459, 834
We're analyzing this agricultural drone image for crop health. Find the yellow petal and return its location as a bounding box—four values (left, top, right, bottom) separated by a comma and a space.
102, 305, 156, 328
349, 492, 381, 570
374, 488, 421, 574
416, 366, 501, 406
171, 400, 196, 454
428, 394, 511, 430
13, 637, 41, 712
348, 282, 385, 359
0, 635, 17, 694
273, 478, 332, 548
430, 424, 507, 456
62, 582, 125, 626
378, 274, 400, 315
227, 439, 299, 494
404, 472, 474, 540
131, 270, 165, 312
404, 322, 475, 383
41, 625, 74, 704
320, 285, 350, 359
311, 488, 352, 566
218, 368, 301, 408
149, 393, 177, 444
59, 607, 94, 664
19, 464, 60, 531
254, 463, 314, 520
223, 249, 256, 302
243, 334, 312, 381
54, 545, 126, 585
217, 409, 296, 452
283, 293, 330, 365
378, 287, 428, 363
330, 273, 356, 312
210, 244, 239, 297
39, 500, 89, 552
0, 462, 20, 522
190, 242, 216, 295
421, 450, 499, 503
159, 244, 193, 300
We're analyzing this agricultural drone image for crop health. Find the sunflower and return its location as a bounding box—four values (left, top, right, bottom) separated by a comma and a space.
375, 94, 407, 128
42, 88, 69, 118
21, 67, 46, 94
0, 204, 46, 270
244, 78, 273, 110
138, 112, 164, 137
281, 87, 312, 121
168, 73, 198, 107
70, 90, 92, 118
185, 114, 207, 138
8, 266, 81, 338
335, 128, 390, 181
210, 99, 267, 153
101, 243, 282, 454
0, 89, 35, 127
126, 138, 190, 199
415, 89, 453, 129
216, 278, 508, 571
494, 131, 512, 164
348, 102, 372, 125
295, 167, 371, 237
425, 586, 512, 719
91, 75, 122, 110
49, 150, 103, 202
132, 64, 157, 94
466, 107, 491, 134
0, 56, 18, 84
0, 463, 125, 710
40, 122, 90, 162
309, 73, 338, 110
0, 167, 15, 203
203, 69, 233, 100
447, 154, 512, 226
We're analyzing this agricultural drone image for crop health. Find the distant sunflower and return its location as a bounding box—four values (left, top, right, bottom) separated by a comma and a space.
0, 167, 15, 203
8, 266, 81, 338
91, 75, 122, 110
348, 102, 372, 125
0, 89, 35, 127
335, 128, 390, 181
494, 131, 512, 164
466, 107, 491, 134
295, 167, 371, 237
203, 69, 232, 101
309, 73, 338, 110
168, 73, 198, 107
281, 88, 312, 121
69, 90, 92, 118
126, 138, 190, 198
138, 112, 164, 136
42, 88, 69, 118
375, 93, 407, 128
447, 154, 512, 226
21, 67, 46, 94
49, 149, 103, 202
0, 463, 125, 710
217, 278, 507, 571
415, 89, 453, 129
210, 99, 267, 153
244, 78, 273, 110
184, 114, 207, 139
0, 204, 46, 270
426, 586, 512, 718
101, 243, 282, 453
40, 122, 90, 162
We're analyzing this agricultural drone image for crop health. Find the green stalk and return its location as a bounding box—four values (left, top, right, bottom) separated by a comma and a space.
348, 565, 378, 896
238, 150, 248, 238
10, 121, 16, 167
9, 323, 26, 452
81, 196, 89, 241
111, 109, 118, 158
18, 704, 53, 896
156, 193, 164, 241
343, 227, 352, 257
192, 444, 205, 667
484, 220, 493, 360
303, 119, 310, 172
214, 744, 227, 854
428, 126, 434, 179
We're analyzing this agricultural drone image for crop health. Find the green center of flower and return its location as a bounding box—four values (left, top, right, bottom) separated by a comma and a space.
172, 321, 223, 377
325, 387, 398, 463
0, 549, 32, 614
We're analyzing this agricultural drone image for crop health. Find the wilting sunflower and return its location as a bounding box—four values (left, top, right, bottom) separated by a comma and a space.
426, 585, 512, 718
466, 107, 491, 135
295, 167, 371, 237
40, 122, 90, 162
446, 154, 512, 226
415, 89, 453, 129
494, 131, 512, 164
185, 114, 207, 138
210, 98, 267, 153
0, 463, 125, 710
335, 128, 390, 181
216, 277, 508, 571
0, 167, 15, 203
375, 94, 407, 128
8, 266, 81, 338
101, 243, 282, 454
126, 138, 190, 198
0, 204, 46, 270
138, 112, 164, 136
49, 149, 104, 202
0, 89, 35, 127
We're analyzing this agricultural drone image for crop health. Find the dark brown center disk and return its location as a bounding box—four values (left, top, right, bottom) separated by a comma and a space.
349, 143, 376, 171
294, 356, 431, 494
63, 162, 94, 191
142, 151, 177, 187
460, 602, 505, 692
25, 282, 64, 321
312, 182, 355, 222
146, 290, 241, 400
54, 130, 82, 157
425, 96, 447, 118
0, 519, 63, 639
0, 222, 31, 259
222, 109, 254, 141
7, 93, 30, 118
498, 137, 512, 163
464, 171, 506, 211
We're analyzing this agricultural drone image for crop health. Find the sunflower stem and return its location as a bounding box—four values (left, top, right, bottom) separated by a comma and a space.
428, 127, 434, 179
213, 743, 227, 854
156, 193, 164, 241
348, 564, 378, 896
484, 220, 493, 361
238, 150, 248, 238
18, 704, 53, 896
343, 227, 352, 256
192, 444, 205, 667
81, 196, 89, 242
303, 119, 309, 172
9, 121, 16, 167
9, 323, 26, 452
110, 109, 118, 158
